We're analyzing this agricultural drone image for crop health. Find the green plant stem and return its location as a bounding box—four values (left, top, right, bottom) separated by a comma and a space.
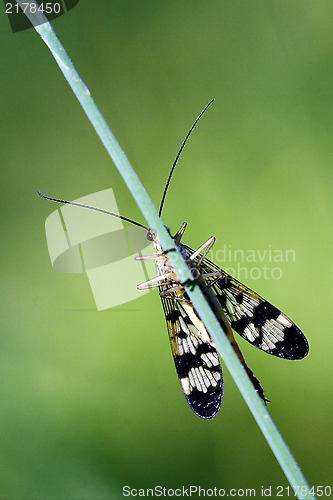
19, 2, 315, 498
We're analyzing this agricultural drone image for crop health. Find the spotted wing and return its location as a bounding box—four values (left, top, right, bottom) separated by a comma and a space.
184, 245, 309, 360
159, 292, 223, 419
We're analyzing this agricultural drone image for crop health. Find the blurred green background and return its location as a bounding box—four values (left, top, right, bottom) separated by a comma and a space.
1, 2, 332, 499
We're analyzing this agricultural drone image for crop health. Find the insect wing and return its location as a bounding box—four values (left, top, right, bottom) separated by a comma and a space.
160, 292, 223, 419
183, 246, 309, 360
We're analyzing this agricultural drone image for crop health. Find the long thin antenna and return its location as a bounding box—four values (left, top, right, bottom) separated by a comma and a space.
158, 99, 214, 217
37, 191, 149, 230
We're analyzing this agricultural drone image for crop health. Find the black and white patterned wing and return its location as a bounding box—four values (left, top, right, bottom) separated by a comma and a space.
160, 292, 223, 419
184, 247, 309, 360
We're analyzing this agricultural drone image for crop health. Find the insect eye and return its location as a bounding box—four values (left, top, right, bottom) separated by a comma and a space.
146, 230, 154, 241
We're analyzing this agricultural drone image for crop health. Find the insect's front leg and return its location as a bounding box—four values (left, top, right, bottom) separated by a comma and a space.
137, 271, 174, 290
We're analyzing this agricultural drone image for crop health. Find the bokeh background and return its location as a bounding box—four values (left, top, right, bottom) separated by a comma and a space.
1, 2, 332, 499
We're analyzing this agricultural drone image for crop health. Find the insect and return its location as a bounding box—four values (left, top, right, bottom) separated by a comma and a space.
38, 101, 309, 419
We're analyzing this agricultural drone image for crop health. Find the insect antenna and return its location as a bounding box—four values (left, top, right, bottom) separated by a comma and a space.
37, 190, 149, 230
38, 101, 213, 231
158, 99, 214, 217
